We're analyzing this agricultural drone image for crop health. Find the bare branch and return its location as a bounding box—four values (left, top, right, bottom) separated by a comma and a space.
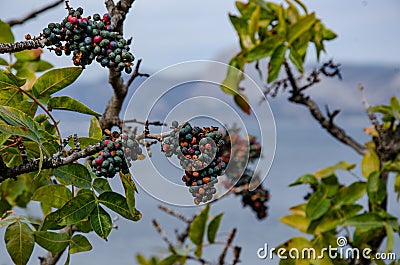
283, 61, 367, 155
158, 205, 192, 223
0, 143, 102, 183
0, 39, 47, 54
123, 118, 166, 127
124, 59, 150, 91
6, 0, 64, 27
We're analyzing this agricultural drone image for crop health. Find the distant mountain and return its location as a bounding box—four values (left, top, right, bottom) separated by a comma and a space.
60, 58, 399, 131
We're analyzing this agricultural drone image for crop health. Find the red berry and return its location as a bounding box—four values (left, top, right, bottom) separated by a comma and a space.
104, 139, 110, 146
93, 35, 103, 43
68, 15, 77, 24
95, 157, 104, 165
103, 13, 111, 21
162, 144, 170, 152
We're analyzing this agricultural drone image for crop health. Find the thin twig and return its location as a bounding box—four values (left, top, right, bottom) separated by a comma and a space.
6, 0, 64, 27
218, 228, 237, 265
152, 219, 176, 253
158, 205, 191, 223
123, 118, 166, 127
17, 87, 62, 144
124, 59, 150, 91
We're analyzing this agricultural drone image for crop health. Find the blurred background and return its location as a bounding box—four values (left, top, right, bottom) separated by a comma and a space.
0, 0, 399, 264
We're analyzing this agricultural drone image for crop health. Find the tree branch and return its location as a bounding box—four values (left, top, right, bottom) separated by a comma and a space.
0, 143, 102, 183
6, 0, 64, 27
99, 0, 150, 130
0, 39, 47, 54
283, 61, 367, 155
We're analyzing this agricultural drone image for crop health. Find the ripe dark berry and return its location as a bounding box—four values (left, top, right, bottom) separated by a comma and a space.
41, 5, 135, 70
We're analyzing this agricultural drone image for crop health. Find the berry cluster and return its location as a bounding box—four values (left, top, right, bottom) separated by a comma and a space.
233, 169, 270, 219
162, 122, 229, 204
40, 6, 134, 72
220, 130, 269, 219
92, 131, 143, 178
121, 132, 143, 161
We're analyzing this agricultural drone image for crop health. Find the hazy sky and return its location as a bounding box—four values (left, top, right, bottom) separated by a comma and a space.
0, 0, 399, 72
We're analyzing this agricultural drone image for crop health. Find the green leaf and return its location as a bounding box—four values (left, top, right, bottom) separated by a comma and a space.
89, 116, 102, 140
229, 15, 253, 50
248, 6, 260, 40
68, 137, 99, 150
119, 172, 137, 217
90, 205, 112, 240
0, 105, 56, 143
14, 49, 44, 62
34, 231, 70, 256
384, 223, 394, 252
0, 216, 18, 229
0, 177, 25, 206
287, 13, 316, 43
32, 67, 82, 99
98, 191, 141, 221
194, 245, 202, 258
5, 221, 34, 265
289, 174, 318, 186
189, 204, 209, 246
362, 148, 380, 178
321, 26, 337, 41
69, 234, 92, 254
367, 171, 386, 205
280, 214, 310, 233
0, 69, 26, 89
136, 254, 151, 265
321, 174, 339, 196
267, 44, 287, 83
390, 96, 400, 120
32, 184, 72, 208
234, 93, 251, 115
53, 163, 92, 189
92, 178, 112, 194
207, 213, 223, 243
221, 56, 244, 95
159, 255, 184, 265
288, 46, 304, 73
47, 96, 100, 117
306, 189, 330, 220
56, 193, 96, 226
40, 211, 65, 231
314, 161, 356, 178
309, 204, 363, 234
0, 20, 14, 43
333, 182, 366, 207
245, 35, 283, 62
343, 213, 384, 229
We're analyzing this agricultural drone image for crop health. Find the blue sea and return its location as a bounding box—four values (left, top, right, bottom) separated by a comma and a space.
1, 63, 399, 264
